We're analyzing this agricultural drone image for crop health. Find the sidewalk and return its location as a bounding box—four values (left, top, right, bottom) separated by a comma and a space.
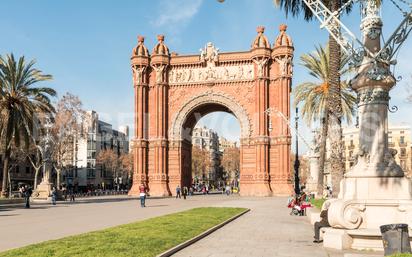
0, 195, 383, 256
173, 197, 383, 257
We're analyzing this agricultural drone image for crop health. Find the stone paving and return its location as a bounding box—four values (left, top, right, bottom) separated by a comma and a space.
0, 195, 382, 256
174, 197, 382, 257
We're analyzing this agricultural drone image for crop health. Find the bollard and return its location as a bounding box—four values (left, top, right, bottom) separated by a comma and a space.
380, 223, 412, 256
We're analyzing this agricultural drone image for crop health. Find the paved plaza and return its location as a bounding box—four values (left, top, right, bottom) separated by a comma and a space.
0, 195, 380, 256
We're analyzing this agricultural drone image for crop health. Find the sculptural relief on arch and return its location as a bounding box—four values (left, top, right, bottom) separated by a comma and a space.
129, 25, 295, 197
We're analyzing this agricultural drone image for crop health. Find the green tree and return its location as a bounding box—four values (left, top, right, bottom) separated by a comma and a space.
293, 45, 356, 196
0, 54, 56, 197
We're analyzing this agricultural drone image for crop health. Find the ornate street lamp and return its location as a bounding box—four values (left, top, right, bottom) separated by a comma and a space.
294, 107, 300, 196
265, 107, 306, 197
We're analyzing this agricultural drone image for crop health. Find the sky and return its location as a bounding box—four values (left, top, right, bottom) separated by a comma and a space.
1, 0, 412, 153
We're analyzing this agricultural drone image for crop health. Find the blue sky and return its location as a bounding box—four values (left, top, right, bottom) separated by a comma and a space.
1, 0, 411, 153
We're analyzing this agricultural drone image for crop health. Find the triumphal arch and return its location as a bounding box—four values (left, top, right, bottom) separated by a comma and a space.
129, 25, 294, 196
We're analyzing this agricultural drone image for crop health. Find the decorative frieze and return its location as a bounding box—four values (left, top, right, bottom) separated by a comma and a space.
168, 64, 254, 85
357, 87, 390, 106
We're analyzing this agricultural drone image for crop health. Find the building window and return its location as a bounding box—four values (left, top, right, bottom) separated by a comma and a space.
400, 136, 405, 144
87, 169, 96, 178
401, 131, 405, 134
15, 166, 20, 173
26, 167, 30, 174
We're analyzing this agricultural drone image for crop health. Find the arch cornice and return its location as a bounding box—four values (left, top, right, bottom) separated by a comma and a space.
169, 91, 252, 140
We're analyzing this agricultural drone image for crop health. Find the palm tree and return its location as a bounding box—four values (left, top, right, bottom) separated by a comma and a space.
0, 54, 56, 197
274, 0, 354, 197
294, 45, 356, 197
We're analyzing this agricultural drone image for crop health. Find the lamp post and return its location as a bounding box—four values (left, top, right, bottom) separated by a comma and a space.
265, 107, 302, 197
294, 107, 300, 197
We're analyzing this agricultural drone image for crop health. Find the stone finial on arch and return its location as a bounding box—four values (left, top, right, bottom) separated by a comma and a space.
169, 91, 252, 140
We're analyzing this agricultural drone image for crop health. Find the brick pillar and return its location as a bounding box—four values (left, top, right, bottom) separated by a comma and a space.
129, 36, 150, 196
241, 44, 272, 196
270, 25, 294, 195
149, 35, 171, 196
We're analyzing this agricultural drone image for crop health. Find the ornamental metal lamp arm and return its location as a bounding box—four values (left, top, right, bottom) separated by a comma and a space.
302, 0, 412, 67
302, 0, 372, 65
375, 12, 412, 63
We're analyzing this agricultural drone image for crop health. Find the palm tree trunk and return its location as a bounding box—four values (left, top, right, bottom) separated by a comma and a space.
1, 146, 11, 197
327, 0, 345, 198
317, 108, 329, 197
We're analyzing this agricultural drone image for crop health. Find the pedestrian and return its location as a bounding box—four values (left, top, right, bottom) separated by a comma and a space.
225, 185, 231, 196
69, 187, 75, 202
23, 185, 32, 208
189, 186, 194, 196
51, 186, 57, 205
313, 201, 331, 243
62, 186, 67, 201
176, 185, 181, 199
19, 185, 24, 198
139, 183, 146, 207
182, 186, 188, 200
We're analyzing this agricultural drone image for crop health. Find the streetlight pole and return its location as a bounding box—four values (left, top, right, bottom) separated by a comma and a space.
265, 106, 302, 197
294, 107, 300, 197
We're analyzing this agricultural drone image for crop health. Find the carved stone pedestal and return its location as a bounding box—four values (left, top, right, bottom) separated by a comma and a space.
306, 153, 320, 195
33, 181, 52, 199
324, 0, 412, 250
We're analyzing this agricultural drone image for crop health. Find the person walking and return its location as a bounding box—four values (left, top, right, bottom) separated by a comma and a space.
176, 185, 181, 199
69, 187, 75, 202
139, 183, 146, 207
23, 185, 32, 208
182, 186, 188, 200
51, 186, 57, 205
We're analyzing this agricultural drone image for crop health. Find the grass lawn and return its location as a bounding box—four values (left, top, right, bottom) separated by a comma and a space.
389, 254, 412, 257
0, 207, 246, 257
311, 198, 326, 210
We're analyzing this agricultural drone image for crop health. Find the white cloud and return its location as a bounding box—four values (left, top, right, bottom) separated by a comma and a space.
151, 0, 203, 28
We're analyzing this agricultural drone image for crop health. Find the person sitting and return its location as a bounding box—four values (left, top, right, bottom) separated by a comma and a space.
313, 201, 331, 243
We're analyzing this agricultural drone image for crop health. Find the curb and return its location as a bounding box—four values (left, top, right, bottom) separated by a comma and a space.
156, 208, 250, 257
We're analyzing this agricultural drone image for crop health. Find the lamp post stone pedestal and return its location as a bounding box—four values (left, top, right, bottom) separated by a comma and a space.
323, 1, 412, 250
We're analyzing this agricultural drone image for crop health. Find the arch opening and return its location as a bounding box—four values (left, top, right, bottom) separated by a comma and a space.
168, 92, 249, 195
184, 110, 241, 194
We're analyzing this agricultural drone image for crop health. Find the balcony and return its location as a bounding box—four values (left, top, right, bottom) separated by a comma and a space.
388, 142, 395, 147
348, 144, 355, 150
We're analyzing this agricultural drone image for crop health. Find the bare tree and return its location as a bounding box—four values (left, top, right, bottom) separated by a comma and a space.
51, 93, 85, 188
97, 149, 122, 190
220, 147, 240, 183
192, 146, 211, 182
120, 150, 133, 188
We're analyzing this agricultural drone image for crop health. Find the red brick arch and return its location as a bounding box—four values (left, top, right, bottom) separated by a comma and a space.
169, 91, 252, 141
129, 25, 294, 196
